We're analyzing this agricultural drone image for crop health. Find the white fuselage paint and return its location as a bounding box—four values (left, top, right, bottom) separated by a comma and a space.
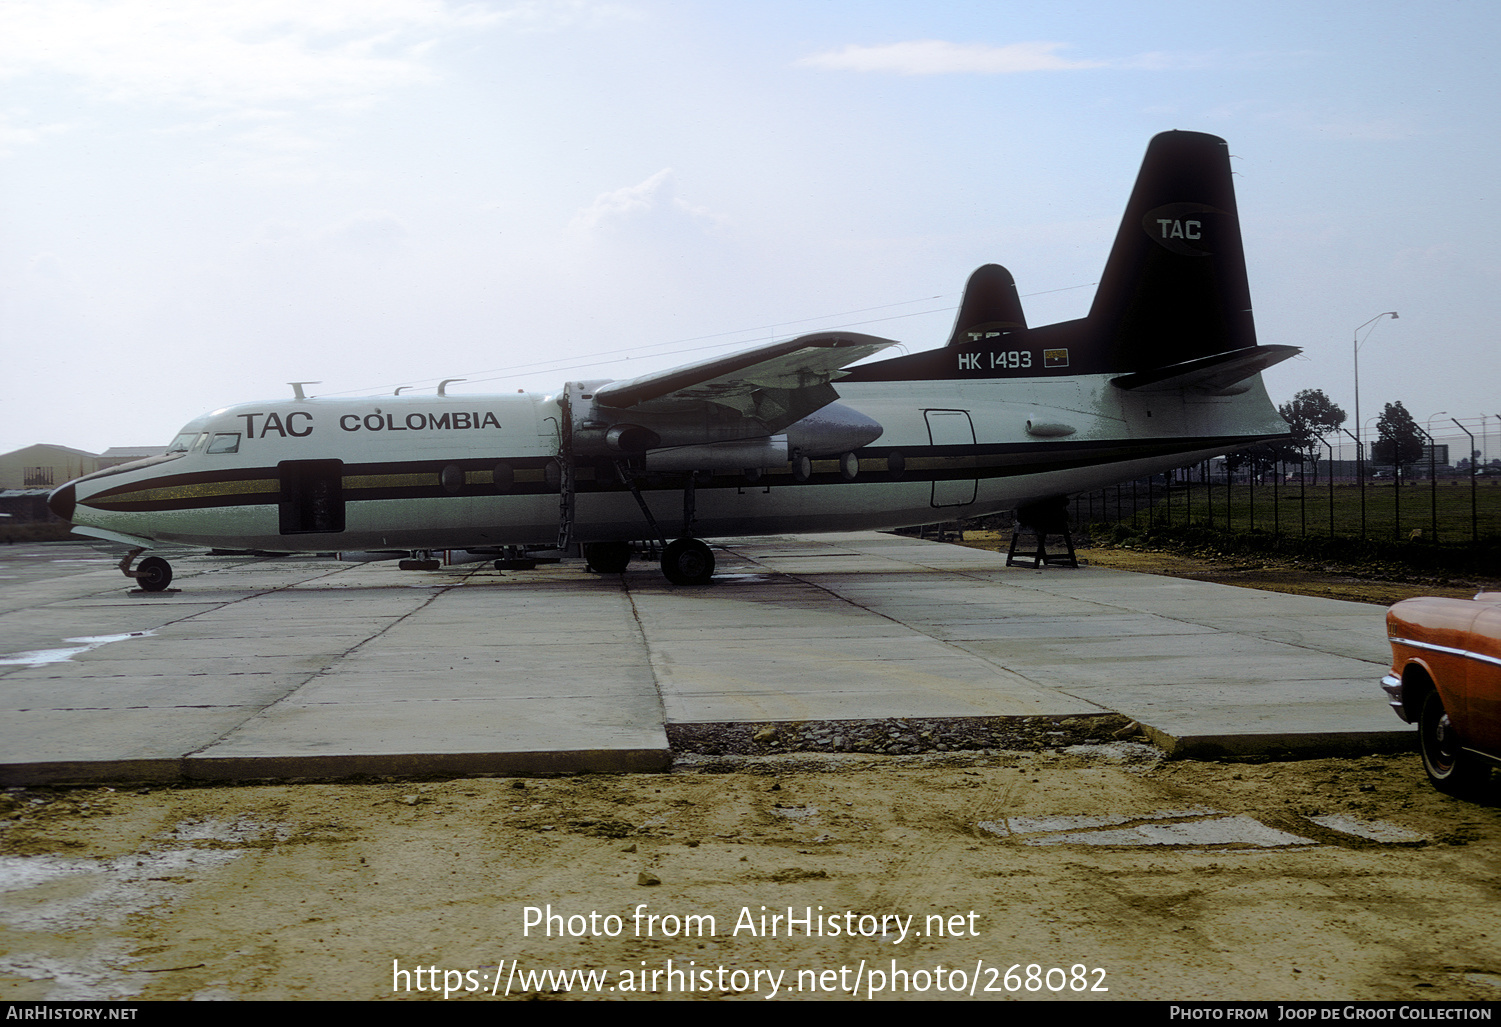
60, 373, 1287, 554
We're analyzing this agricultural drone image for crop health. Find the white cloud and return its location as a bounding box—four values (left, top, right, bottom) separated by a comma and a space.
0, 109, 71, 155
569, 168, 724, 235
0, 1, 630, 113
796, 40, 1104, 76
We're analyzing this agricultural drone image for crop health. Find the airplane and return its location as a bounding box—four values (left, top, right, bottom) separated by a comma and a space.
48, 130, 1296, 591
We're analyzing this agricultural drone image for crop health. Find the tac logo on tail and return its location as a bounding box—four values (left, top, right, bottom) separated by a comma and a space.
1140, 202, 1226, 257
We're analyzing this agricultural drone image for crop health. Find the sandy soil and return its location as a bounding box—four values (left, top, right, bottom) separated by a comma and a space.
3, 747, 1499, 1002
3, 543, 1499, 1003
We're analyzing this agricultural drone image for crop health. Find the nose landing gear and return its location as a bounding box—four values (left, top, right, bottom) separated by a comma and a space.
119, 548, 174, 592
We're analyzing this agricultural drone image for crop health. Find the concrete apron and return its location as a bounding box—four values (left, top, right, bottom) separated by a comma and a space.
0, 533, 1411, 785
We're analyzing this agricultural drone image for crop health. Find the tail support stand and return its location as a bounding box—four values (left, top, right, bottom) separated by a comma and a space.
1005, 525, 1078, 569
1004, 499, 1078, 569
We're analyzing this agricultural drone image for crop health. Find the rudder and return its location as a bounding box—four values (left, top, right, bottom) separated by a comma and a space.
1088, 131, 1255, 372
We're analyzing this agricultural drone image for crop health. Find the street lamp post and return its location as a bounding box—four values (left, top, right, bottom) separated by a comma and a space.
1353, 312, 1398, 537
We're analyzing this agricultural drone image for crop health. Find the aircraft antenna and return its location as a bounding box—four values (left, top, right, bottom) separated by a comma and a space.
288, 382, 320, 400
437, 378, 467, 396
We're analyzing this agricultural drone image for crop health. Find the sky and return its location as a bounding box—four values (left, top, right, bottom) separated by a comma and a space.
3, 0, 1499, 463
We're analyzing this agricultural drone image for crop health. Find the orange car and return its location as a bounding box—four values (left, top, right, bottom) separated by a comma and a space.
1383, 593, 1501, 793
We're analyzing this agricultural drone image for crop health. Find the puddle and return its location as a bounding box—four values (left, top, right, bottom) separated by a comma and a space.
1000, 807, 1220, 835
1305, 814, 1426, 844
0, 849, 242, 933
771, 805, 820, 820
979, 807, 1315, 848
0, 816, 290, 999
1022, 815, 1315, 848
0, 631, 154, 667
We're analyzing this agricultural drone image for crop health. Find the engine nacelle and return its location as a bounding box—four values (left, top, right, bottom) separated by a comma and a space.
784, 402, 884, 457
645, 436, 789, 472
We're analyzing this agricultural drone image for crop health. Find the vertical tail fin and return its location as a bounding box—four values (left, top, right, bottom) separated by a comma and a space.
1089, 131, 1256, 371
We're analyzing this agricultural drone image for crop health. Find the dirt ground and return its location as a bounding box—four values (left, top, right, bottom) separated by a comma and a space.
957, 530, 1501, 607
2, 749, 1499, 1002
3, 543, 1500, 1003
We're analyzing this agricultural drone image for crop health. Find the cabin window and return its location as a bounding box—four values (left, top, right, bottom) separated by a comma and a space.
206, 433, 241, 454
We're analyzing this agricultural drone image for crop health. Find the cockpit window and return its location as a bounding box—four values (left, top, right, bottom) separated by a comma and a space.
166, 432, 198, 453
206, 433, 241, 455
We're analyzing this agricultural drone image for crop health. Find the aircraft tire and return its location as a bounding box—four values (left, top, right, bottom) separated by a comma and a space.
584, 541, 632, 574
136, 557, 173, 592
661, 538, 714, 586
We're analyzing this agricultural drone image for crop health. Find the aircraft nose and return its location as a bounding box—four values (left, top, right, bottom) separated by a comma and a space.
48, 483, 75, 522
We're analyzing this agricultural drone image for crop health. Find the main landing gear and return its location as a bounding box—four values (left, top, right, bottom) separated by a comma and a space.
661, 537, 714, 586
583, 540, 632, 574
119, 548, 174, 592
605, 461, 716, 586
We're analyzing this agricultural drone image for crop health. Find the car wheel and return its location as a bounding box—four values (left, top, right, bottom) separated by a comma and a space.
136, 556, 173, 592
1418, 689, 1484, 795
661, 538, 714, 586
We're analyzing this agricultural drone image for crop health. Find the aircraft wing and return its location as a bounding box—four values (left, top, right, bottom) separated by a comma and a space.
591, 331, 899, 412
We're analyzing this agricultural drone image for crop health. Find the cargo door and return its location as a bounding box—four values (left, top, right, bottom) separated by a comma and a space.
279, 459, 345, 534
925, 409, 976, 508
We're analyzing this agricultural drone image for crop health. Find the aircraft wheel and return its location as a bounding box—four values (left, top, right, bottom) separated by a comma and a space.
136, 557, 173, 592
584, 541, 632, 573
661, 538, 714, 586
1419, 689, 1485, 795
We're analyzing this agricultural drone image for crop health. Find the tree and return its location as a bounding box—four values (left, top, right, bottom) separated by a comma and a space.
1225, 443, 1287, 483
1372, 401, 1424, 481
1277, 389, 1347, 477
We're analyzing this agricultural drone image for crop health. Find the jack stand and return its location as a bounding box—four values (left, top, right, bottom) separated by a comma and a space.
1005, 525, 1078, 568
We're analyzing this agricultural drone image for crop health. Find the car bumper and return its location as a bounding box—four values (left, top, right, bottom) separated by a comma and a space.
1381, 673, 1411, 722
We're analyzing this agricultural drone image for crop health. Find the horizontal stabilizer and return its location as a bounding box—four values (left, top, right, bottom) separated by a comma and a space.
592, 331, 898, 410
1109, 344, 1299, 394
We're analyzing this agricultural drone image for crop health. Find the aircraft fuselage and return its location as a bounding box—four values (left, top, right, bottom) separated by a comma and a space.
52, 367, 1286, 554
